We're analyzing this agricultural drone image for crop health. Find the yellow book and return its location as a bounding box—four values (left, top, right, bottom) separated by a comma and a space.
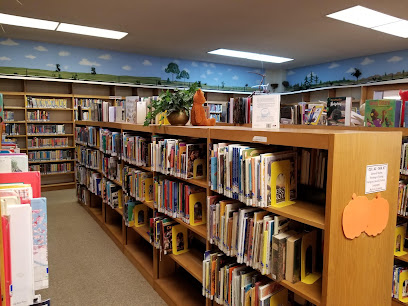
261, 230, 268, 275
144, 177, 153, 202
189, 192, 206, 226
134, 204, 148, 227
399, 270, 408, 303
269, 160, 294, 208
172, 224, 189, 255
193, 158, 206, 179
118, 191, 122, 209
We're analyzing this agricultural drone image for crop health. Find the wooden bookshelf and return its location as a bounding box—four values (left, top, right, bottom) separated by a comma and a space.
132, 224, 151, 244
74, 121, 401, 306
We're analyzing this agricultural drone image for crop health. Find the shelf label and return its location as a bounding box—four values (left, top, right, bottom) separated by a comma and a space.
109, 96, 122, 99
365, 164, 388, 194
252, 136, 267, 143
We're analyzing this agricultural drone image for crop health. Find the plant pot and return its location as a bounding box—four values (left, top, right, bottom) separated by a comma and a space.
167, 111, 189, 126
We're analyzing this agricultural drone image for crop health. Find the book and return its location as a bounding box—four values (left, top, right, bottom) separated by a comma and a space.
171, 224, 189, 255
364, 99, 402, 127
137, 100, 147, 124
285, 233, 303, 283
252, 95, 280, 129
190, 192, 206, 226
327, 97, 352, 126
0, 154, 28, 172
134, 204, 148, 227
304, 105, 324, 125
125, 96, 139, 124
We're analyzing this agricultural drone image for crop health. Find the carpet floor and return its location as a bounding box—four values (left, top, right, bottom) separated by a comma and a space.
39, 189, 165, 306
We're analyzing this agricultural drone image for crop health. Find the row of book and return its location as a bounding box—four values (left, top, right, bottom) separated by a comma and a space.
27, 124, 65, 135
151, 137, 206, 179
398, 181, 408, 216
27, 97, 68, 109
102, 177, 121, 208
29, 162, 72, 174
27, 149, 72, 162
4, 111, 14, 121
123, 200, 149, 227
76, 146, 100, 170
122, 167, 153, 203
122, 133, 150, 167
207, 196, 322, 281
28, 137, 69, 148
100, 129, 121, 156
75, 126, 98, 146
227, 97, 252, 124
202, 253, 290, 306
392, 264, 408, 300
5, 123, 22, 135
300, 149, 328, 189
209, 103, 223, 113
154, 175, 206, 225
101, 155, 121, 183
209, 144, 297, 206
27, 110, 50, 121
74, 98, 103, 109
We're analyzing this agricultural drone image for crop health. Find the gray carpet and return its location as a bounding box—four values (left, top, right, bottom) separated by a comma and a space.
39, 189, 165, 306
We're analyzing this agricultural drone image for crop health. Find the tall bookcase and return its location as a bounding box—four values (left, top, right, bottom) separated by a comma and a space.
75, 121, 401, 306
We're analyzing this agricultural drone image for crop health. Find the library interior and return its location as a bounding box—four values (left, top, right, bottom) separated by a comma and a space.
2, 1, 408, 305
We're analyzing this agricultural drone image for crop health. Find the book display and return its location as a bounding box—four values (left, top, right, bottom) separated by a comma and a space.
74, 119, 400, 306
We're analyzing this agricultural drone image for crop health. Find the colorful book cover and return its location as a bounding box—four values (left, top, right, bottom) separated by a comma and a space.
125, 96, 138, 124
269, 160, 295, 208
171, 224, 189, 255
304, 105, 324, 125
364, 99, 402, 127
31, 197, 49, 290
186, 144, 206, 179
327, 97, 351, 126
189, 192, 206, 226
0, 154, 28, 172
134, 204, 148, 227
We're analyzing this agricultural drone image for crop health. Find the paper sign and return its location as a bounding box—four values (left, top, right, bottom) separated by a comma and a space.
252, 136, 267, 143
365, 164, 388, 194
252, 94, 280, 129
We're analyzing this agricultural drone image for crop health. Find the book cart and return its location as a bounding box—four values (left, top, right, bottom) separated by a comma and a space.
75, 120, 401, 306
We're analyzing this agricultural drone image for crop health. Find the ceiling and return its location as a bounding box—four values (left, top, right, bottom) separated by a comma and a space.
1, 0, 408, 70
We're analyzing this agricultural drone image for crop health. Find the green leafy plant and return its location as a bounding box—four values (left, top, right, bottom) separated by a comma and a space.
144, 82, 198, 126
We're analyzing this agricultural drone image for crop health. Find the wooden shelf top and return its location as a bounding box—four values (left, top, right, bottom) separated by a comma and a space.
27, 121, 73, 124
168, 249, 203, 283
143, 201, 154, 210
26, 107, 73, 111
1, 92, 25, 96
280, 278, 322, 306
174, 217, 206, 239
395, 251, 408, 263
74, 94, 124, 100
154, 273, 205, 306
123, 243, 154, 280
5, 134, 26, 137
41, 181, 76, 188
4, 121, 25, 123
265, 200, 325, 229
114, 206, 123, 216
392, 298, 407, 306
26, 92, 73, 98
132, 224, 151, 244
4, 106, 24, 109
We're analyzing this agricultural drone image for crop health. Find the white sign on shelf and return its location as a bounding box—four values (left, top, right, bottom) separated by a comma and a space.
252, 94, 280, 129
365, 164, 388, 194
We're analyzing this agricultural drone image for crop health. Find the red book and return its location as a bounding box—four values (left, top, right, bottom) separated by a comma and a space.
0, 171, 41, 198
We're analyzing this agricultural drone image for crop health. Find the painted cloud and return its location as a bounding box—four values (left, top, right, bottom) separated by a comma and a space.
79, 58, 101, 67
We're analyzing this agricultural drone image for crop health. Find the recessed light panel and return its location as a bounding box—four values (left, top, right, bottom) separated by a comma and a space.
57, 23, 127, 39
373, 20, 408, 38
327, 5, 401, 28
208, 48, 293, 63
0, 13, 58, 30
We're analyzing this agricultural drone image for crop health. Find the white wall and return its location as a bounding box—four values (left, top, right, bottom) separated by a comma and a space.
265, 69, 287, 93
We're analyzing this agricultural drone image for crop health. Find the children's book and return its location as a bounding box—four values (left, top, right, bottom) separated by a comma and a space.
304, 105, 324, 125
0, 154, 28, 172
327, 97, 351, 126
186, 144, 206, 179
125, 96, 139, 124
364, 99, 402, 127
171, 224, 189, 255
189, 192, 206, 226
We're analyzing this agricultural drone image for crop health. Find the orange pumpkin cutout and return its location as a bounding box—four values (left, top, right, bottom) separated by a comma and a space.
342, 193, 370, 239
365, 193, 389, 237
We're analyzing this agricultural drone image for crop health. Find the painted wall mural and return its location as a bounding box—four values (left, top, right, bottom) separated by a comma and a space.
0, 38, 264, 92
285, 48, 408, 92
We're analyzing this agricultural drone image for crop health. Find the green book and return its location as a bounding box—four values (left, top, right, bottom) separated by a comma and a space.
364, 99, 401, 127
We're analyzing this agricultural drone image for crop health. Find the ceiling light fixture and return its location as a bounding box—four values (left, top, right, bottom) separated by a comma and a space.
208, 48, 293, 63
56, 23, 127, 39
327, 5, 401, 28
0, 13, 59, 30
372, 20, 408, 38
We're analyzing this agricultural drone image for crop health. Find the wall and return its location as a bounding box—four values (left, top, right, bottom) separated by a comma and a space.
265, 69, 286, 93
0, 38, 264, 92
285, 48, 408, 91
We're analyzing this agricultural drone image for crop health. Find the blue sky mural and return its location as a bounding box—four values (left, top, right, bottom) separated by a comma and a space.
286, 48, 408, 87
0, 38, 263, 90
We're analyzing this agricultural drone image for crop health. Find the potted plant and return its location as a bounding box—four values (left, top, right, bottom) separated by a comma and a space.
144, 82, 198, 126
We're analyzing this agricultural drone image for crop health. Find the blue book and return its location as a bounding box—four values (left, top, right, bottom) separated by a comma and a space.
211, 156, 217, 191
31, 197, 49, 290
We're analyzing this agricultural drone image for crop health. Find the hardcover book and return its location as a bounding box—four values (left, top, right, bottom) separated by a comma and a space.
364, 99, 402, 127
171, 224, 189, 255
125, 96, 139, 124
327, 97, 351, 126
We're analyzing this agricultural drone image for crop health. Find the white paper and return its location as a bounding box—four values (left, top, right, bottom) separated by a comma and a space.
0, 157, 12, 173
365, 164, 388, 194
252, 95, 280, 129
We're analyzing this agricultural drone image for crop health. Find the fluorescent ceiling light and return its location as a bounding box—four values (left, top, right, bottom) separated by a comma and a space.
327, 5, 401, 28
56, 23, 127, 39
373, 20, 408, 38
0, 13, 58, 30
208, 48, 293, 63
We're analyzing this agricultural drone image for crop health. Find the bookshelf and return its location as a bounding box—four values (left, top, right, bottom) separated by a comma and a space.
74, 120, 400, 306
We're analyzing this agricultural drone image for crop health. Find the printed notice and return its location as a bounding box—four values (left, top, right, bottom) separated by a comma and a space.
365, 164, 388, 194
252, 94, 280, 129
